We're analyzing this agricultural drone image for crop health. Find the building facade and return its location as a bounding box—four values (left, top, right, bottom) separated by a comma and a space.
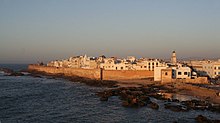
186, 59, 220, 78
154, 51, 193, 81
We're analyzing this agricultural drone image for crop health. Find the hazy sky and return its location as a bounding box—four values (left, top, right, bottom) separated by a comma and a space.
0, 0, 219, 63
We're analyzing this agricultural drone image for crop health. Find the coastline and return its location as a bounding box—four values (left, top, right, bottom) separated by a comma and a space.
27, 66, 220, 106
2, 64, 219, 106
27, 69, 220, 118
27, 69, 118, 88
1, 65, 219, 122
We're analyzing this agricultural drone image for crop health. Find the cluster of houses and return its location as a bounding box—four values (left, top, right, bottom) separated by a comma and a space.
47, 51, 220, 82
47, 55, 167, 71
47, 54, 100, 69
185, 59, 220, 79
154, 51, 197, 82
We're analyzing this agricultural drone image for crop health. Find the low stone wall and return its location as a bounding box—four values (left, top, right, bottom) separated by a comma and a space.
102, 70, 154, 80
161, 77, 209, 84
28, 65, 154, 80
184, 77, 208, 84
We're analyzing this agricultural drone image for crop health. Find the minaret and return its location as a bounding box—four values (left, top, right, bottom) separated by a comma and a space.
171, 51, 177, 65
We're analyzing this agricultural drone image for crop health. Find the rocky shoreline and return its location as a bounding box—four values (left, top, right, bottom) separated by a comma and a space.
1, 67, 220, 122
96, 85, 220, 113
0, 67, 118, 88
27, 69, 118, 88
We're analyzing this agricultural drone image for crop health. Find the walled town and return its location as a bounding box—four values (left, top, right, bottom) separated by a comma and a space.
46, 54, 167, 71
27, 51, 220, 116
45, 51, 220, 83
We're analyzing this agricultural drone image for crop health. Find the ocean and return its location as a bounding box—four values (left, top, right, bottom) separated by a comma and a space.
0, 64, 219, 123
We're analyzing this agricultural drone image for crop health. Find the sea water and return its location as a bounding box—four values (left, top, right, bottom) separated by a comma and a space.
0, 64, 219, 123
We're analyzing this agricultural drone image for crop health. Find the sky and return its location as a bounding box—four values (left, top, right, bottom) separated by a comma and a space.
0, 0, 220, 64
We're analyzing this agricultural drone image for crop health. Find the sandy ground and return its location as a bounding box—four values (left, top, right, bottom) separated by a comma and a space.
116, 79, 160, 87
170, 83, 220, 104
116, 79, 220, 104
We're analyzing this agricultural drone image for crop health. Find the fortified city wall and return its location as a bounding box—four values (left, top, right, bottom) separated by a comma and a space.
28, 65, 154, 80
102, 70, 154, 80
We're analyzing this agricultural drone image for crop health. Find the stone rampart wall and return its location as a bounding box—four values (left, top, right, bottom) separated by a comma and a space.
102, 70, 154, 80
28, 65, 154, 80
28, 65, 100, 79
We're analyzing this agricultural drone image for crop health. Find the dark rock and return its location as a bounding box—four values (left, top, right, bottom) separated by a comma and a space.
148, 102, 159, 110
0, 68, 13, 74
122, 101, 130, 107
209, 104, 220, 113
172, 99, 180, 103
139, 95, 150, 102
164, 103, 188, 112
195, 115, 211, 123
31, 74, 42, 78
100, 96, 108, 101
0, 67, 26, 76
181, 100, 219, 112
8, 72, 24, 76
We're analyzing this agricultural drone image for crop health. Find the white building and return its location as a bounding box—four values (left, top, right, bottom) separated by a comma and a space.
186, 59, 220, 78
100, 57, 166, 71
47, 54, 98, 69
127, 56, 136, 63
154, 66, 168, 81
202, 61, 220, 78
154, 51, 192, 81
133, 58, 166, 71
154, 65, 192, 81
174, 65, 191, 79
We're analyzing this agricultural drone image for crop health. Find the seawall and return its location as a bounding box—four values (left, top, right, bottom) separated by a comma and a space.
102, 70, 154, 80
28, 65, 154, 80
28, 65, 100, 79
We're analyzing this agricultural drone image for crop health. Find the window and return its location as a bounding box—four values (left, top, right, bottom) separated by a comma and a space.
144, 66, 147, 68
214, 67, 216, 70
178, 72, 181, 75
188, 72, 191, 77
121, 67, 123, 70
184, 72, 188, 75
116, 67, 117, 70
156, 63, 158, 65
165, 72, 168, 75
141, 66, 142, 68
218, 72, 220, 75
148, 63, 150, 66
152, 63, 154, 65
215, 72, 217, 75
218, 67, 220, 70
